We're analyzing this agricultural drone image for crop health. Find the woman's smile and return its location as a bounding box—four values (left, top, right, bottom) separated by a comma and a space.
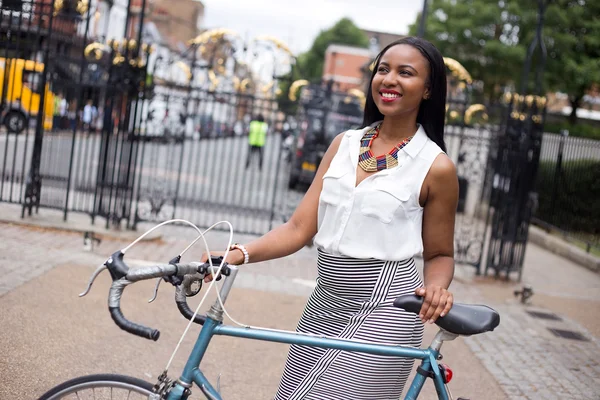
379, 89, 402, 103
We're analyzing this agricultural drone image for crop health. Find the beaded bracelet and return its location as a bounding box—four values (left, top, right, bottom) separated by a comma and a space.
230, 243, 249, 265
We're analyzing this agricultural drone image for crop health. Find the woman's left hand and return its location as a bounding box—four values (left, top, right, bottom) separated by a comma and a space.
414, 285, 453, 324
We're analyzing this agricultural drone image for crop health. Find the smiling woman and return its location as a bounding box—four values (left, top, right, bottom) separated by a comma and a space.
199, 36, 458, 399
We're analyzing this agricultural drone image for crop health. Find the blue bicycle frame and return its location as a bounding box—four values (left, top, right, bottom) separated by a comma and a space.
165, 266, 454, 400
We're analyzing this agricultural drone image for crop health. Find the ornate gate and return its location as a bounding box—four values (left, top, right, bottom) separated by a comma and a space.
131, 31, 296, 234
484, 0, 549, 280
0, 0, 150, 228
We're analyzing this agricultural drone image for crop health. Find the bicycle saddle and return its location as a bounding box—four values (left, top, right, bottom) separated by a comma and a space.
393, 295, 500, 336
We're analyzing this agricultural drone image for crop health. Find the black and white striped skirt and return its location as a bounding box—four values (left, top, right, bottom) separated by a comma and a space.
275, 249, 425, 400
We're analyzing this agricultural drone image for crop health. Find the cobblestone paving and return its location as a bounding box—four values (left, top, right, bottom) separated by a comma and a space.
1, 222, 599, 399
454, 282, 600, 400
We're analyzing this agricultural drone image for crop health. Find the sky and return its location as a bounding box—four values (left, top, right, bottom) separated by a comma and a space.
200, 0, 424, 55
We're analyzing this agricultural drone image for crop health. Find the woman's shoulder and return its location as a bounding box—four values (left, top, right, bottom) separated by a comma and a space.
428, 153, 457, 182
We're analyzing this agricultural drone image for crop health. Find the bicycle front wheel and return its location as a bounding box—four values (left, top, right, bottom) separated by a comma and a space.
38, 374, 154, 399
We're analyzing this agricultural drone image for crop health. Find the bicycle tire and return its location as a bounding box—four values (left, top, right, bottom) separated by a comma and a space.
38, 373, 155, 399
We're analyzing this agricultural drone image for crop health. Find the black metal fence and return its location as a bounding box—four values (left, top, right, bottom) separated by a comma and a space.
533, 131, 600, 253
132, 85, 289, 235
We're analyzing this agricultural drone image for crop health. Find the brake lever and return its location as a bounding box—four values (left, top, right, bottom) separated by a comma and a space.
148, 278, 162, 303
79, 263, 108, 297
147, 255, 182, 303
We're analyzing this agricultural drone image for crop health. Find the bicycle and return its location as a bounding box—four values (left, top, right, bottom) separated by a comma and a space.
39, 249, 500, 400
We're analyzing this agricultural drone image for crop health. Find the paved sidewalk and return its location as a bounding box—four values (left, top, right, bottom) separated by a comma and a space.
454, 244, 600, 400
0, 223, 503, 399
0, 220, 599, 399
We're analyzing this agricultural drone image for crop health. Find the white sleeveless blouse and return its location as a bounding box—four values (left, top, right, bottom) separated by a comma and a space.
313, 123, 444, 261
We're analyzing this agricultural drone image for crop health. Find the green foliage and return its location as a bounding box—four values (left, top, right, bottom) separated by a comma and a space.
542, 0, 600, 123
277, 18, 369, 114
409, 0, 530, 101
535, 159, 600, 236
544, 120, 600, 140
297, 18, 369, 82
409, 0, 600, 123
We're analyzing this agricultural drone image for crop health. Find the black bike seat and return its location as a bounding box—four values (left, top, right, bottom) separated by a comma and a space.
393, 295, 500, 336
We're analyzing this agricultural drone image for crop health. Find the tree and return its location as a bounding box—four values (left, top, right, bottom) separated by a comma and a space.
277, 18, 369, 114
408, 0, 532, 102
410, 0, 600, 123
542, 0, 600, 124
297, 18, 370, 82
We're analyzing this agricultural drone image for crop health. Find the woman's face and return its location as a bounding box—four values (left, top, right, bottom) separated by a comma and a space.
371, 44, 430, 118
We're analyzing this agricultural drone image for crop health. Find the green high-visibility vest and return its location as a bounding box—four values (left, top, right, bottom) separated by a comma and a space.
248, 120, 267, 147
53, 96, 61, 116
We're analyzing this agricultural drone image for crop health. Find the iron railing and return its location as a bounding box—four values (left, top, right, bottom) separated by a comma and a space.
533, 131, 600, 253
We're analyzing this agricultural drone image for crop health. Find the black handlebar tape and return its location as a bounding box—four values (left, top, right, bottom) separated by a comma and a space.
176, 300, 206, 325
109, 307, 160, 341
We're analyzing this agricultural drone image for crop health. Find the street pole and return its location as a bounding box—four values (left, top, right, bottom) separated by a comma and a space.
417, 0, 429, 38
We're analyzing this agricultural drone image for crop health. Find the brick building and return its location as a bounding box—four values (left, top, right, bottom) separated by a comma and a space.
148, 0, 204, 51
321, 30, 406, 94
322, 44, 372, 92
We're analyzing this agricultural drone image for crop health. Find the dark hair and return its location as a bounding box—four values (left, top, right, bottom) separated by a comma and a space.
255, 114, 265, 122
362, 37, 447, 152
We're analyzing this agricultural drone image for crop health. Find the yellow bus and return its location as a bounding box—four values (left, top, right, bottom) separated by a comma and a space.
0, 58, 54, 133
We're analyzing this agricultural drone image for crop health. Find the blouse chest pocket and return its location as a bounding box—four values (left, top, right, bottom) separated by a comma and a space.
320, 165, 349, 205
360, 183, 412, 224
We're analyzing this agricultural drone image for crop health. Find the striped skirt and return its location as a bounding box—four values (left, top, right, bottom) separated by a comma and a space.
274, 249, 425, 400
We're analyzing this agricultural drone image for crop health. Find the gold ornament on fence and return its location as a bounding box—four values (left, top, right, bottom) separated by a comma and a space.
175, 61, 192, 82
288, 79, 309, 101
535, 96, 547, 109
443, 57, 473, 84
128, 39, 138, 51
76, 0, 88, 15
188, 29, 239, 46
240, 78, 251, 93
261, 81, 274, 95
84, 42, 106, 61
113, 55, 125, 65
464, 104, 489, 125
252, 35, 294, 57
347, 88, 366, 109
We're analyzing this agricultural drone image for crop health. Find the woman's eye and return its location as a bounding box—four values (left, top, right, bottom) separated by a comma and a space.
400, 70, 412, 76
377, 66, 388, 73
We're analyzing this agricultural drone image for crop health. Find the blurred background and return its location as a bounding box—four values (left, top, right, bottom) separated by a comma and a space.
0, 0, 598, 279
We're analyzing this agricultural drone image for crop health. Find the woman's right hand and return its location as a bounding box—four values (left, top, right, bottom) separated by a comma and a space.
201, 248, 245, 282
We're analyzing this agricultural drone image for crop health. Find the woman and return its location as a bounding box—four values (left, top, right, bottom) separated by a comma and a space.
204, 37, 458, 399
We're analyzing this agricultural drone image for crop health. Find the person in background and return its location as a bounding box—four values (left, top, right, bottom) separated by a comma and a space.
52, 92, 62, 132
68, 100, 77, 131
245, 114, 268, 171
82, 99, 97, 133
59, 95, 67, 130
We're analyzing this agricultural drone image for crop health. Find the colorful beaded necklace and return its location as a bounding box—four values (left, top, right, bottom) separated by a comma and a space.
358, 124, 414, 172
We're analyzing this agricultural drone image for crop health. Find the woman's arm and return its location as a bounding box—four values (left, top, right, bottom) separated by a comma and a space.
217, 132, 346, 266
416, 154, 459, 323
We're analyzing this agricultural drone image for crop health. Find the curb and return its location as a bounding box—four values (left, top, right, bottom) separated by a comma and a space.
528, 225, 599, 273
0, 204, 162, 243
